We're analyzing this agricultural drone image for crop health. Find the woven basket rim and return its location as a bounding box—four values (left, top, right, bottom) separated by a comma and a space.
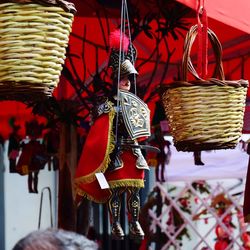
161, 78, 249, 90
0, 0, 76, 13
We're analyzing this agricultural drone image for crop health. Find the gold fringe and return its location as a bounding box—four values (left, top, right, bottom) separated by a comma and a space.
108, 179, 145, 189
75, 106, 115, 186
75, 179, 144, 204
75, 187, 111, 204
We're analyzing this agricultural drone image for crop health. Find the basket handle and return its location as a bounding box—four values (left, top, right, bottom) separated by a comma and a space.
182, 25, 225, 82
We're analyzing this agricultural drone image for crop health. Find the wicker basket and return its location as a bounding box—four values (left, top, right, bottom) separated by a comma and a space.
0, 0, 76, 101
162, 25, 248, 152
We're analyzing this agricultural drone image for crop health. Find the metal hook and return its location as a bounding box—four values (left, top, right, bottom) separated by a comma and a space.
38, 186, 53, 229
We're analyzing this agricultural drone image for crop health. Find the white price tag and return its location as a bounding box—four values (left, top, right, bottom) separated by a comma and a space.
95, 173, 110, 189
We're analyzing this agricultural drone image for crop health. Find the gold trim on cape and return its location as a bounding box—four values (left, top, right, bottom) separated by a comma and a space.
75, 188, 111, 204
108, 179, 144, 189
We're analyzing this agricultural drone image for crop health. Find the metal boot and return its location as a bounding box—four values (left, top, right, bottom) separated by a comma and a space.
108, 188, 125, 240
127, 188, 145, 240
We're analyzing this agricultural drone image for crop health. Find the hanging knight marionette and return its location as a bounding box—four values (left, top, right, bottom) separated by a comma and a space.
75, 29, 151, 240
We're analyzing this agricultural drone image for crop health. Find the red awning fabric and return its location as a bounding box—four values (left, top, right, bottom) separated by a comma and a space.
175, 0, 250, 34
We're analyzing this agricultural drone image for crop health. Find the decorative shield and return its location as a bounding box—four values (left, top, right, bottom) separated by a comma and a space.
119, 90, 151, 140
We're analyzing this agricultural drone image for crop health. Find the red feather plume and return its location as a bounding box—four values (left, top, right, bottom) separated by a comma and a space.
109, 29, 129, 52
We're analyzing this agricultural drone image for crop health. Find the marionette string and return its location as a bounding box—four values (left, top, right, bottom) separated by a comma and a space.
115, 0, 125, 144
124, 0, 137, 95
115, 0, 135, 144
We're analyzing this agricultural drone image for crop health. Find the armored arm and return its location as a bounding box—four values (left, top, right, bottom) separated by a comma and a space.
91, 98, 114, 122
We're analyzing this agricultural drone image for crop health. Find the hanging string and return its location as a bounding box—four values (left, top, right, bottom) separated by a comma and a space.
197, 0, 208, 78
115, 0, 125, 144
114, 0, 135, 143
124, 0, 137, 95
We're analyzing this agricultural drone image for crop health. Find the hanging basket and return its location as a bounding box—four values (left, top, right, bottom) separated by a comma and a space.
162, 25, 248, 152
0, 0, 76, 101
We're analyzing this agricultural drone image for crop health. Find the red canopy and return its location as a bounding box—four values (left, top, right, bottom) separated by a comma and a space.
176, 0, 250, 34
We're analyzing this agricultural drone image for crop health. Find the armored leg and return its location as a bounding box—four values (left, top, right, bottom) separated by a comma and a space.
108, 188, 125, 240
127, 187, 144, 240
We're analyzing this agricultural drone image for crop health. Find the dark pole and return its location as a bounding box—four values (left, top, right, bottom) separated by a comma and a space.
57, 123, 77, 230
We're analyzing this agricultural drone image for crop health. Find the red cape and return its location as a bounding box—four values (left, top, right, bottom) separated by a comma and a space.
75, 109, 115, 203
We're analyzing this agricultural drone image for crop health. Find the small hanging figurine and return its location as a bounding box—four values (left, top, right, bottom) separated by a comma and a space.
16, 120, 48, 193
75, 30, 151, 240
